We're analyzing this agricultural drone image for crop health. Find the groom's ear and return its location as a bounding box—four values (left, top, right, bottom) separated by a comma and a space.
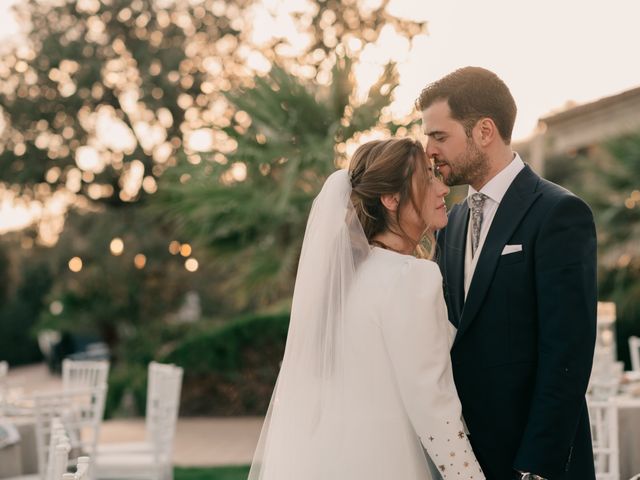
475, 118, 497, 147
380, 193, 400, 212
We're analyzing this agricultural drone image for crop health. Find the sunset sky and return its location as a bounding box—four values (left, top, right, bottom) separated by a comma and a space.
1, 0, 638, 141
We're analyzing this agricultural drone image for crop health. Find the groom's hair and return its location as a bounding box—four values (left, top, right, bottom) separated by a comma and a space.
416, 66, 517, 144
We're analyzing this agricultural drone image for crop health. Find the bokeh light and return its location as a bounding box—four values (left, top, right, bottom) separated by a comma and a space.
168, 241, 181, 255
134, 253, 147, 269
185, 258, 199, 272
49, 301, 63, 315
110, 237, 124, 256
68, 257, 83, 272
179, 243, 192, 257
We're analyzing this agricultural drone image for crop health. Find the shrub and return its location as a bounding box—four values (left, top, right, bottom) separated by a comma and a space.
104, 362, 148, 419
163, 312, 289, 415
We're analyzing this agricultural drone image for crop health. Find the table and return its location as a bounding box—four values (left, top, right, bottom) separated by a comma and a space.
0, 417, 38, 479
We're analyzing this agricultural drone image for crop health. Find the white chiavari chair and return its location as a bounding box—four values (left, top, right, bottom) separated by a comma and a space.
0, 360, 8, 415
588, 399, 620, 480
95, 363, 183, 480
34, 387, 106, 480
628, 336, 640, 372
60, 456, 90, 480
62, 360, 110, 391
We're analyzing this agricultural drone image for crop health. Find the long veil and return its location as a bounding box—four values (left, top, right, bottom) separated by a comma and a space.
247, 169, 370, 479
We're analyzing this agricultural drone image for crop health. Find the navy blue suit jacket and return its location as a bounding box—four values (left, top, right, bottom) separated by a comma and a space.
436, 165, 597, 480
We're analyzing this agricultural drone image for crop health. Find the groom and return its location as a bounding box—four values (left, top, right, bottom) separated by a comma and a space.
418, 67, 597, 480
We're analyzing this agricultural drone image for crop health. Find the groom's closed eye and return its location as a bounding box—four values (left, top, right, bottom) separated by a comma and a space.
426, 131, 447, 143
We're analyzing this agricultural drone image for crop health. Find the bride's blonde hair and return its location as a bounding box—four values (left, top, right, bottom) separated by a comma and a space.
348, 138, 436, 259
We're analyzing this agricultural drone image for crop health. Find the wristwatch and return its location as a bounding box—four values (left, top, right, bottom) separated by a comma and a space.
515, 472, 546, 480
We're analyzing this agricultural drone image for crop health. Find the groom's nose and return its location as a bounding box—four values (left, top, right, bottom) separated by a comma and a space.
424, 141, 438, 159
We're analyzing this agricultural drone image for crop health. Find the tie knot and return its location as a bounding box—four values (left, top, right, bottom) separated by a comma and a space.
470, 192, 487, 210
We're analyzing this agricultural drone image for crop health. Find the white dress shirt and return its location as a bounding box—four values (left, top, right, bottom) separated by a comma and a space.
464, 154, 525, 297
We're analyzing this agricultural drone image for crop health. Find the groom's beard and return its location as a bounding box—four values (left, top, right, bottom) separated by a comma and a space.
442, 139, 490, 187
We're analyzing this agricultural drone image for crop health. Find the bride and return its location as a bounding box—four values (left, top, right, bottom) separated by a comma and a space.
248, 138, 485, 480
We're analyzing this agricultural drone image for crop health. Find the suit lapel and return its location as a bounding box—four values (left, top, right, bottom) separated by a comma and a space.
444, 202, 469, 327
454, 165, 542, 344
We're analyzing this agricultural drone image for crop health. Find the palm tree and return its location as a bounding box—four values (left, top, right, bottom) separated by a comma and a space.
153, 58, 404, 310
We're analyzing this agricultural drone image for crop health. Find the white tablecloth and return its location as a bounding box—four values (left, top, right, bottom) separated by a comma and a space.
0, 417, 38, 478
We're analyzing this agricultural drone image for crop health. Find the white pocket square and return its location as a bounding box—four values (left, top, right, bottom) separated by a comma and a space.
501, 244, 523, 255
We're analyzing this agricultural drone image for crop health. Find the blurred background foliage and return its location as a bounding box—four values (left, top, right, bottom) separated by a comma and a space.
545, 132, 640, 370
153, 59, 402, 309
0, 0, 427, 415
0, 0, 638, 416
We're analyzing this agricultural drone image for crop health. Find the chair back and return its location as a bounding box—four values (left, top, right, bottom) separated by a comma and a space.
62, 360, 110, 391
60, 456, 90, 480
0, 360, 7, 415
41, 417, 72, 480
49, 441, 71, 480
46, 418, 67, 480
629, 336, 640, 372
74, 456, 91, 480
588, 399, 619, 480
34, 386, 106, 479
145, 362, 183, 462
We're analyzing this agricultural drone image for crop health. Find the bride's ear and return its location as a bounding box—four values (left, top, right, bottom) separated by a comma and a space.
380, 193, 400, 213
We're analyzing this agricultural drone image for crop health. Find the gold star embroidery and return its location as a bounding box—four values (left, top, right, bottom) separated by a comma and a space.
464, 462, 469, 468
429, 436, 434, 441
449, 452, 456, 457
458, 431, 465, 439
439, 465, 446, 472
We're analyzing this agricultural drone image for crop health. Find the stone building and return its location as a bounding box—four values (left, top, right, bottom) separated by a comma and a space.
515, 85, 640, 174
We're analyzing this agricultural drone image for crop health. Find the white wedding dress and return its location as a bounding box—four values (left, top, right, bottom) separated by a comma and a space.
248, 170, 484, 480
338, 248, 483, 479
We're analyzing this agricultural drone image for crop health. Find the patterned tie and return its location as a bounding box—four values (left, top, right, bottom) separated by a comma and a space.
470, 193, 488, 257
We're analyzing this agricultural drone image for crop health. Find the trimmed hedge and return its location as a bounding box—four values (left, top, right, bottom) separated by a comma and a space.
106, 312, 290, 417
104, 362, 148, 418
163, 312, 289, 415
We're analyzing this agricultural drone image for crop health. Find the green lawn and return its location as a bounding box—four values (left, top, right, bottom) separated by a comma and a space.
175, 466, 250, 480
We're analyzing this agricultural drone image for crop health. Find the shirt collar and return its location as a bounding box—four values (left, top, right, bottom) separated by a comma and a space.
467, 153, 525, 206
